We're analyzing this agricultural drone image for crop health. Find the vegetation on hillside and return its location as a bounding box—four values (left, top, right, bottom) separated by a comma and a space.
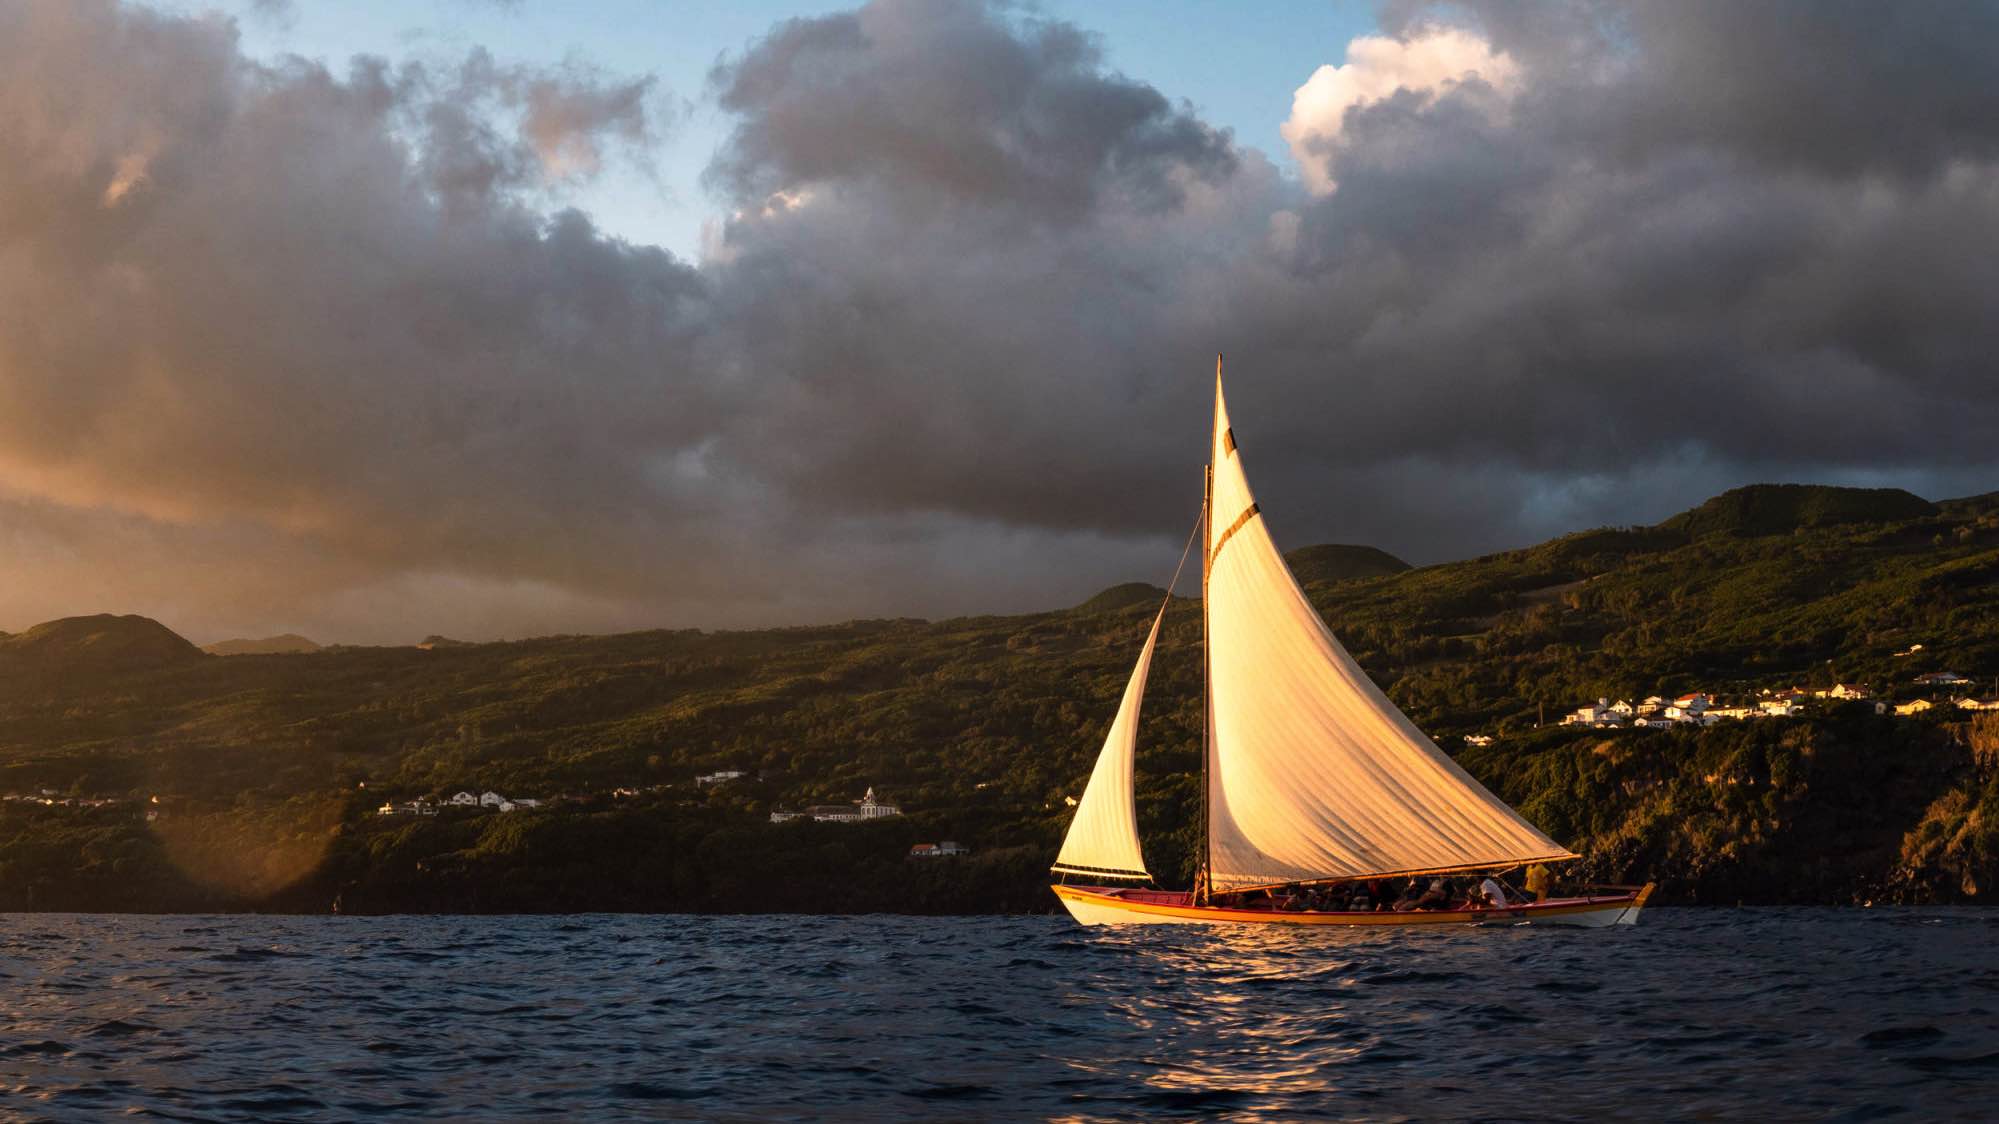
203, 634, 324, 656
1283, 543, 1411, 584
1, 484, 1996, 913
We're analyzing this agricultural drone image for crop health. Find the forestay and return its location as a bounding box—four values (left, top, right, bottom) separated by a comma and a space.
1203, 376, 1575, 890
1051, 608, 1162, 881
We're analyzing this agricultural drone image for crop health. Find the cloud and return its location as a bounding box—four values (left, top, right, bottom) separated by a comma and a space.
2, 0, 1998, 644
707, 0, 1234, 219
247, 0, 295, 26
1282, 24, 1519, 194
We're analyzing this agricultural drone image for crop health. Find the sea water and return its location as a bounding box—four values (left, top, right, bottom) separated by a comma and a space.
2, 908, 1995, 1120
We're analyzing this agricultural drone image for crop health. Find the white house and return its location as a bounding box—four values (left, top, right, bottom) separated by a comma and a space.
855, 787, 900, 818
1671, 693, 1711, 713
1707, 706, 1755, 721
1955, 697, 1999, 712
1563, 699, 1626, 727
1894, 699, 1934, 716
447, 791, 480, 807
1914, 671, 1970, 687
782, 788, 904, 823
1463, 734, 1494, 747
480, 791, 507, 808
1661, 709, 1720, 726
1759, 700, 1800, 717
695, 770, 748, 788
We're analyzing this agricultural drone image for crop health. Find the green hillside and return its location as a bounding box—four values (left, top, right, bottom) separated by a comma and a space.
1074, 582, 1171, 614
2, 485, 1997, 913
203, 633, 323, 656
1284, 543, 1411, 584
1662, 484, 1938, 539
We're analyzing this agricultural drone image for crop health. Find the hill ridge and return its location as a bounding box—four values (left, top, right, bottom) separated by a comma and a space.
203, 633, 322, 657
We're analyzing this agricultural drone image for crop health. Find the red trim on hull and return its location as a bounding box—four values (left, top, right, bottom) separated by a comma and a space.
1054, 883, 1652, 925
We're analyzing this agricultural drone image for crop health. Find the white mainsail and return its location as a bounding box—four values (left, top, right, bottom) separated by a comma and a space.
1203, 371, 1575, 891
1051, 608, 1162, 881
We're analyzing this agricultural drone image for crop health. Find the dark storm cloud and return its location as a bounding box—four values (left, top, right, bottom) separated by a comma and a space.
1407, 0, 1999, 181
1284, 0, 1999, 482
707, 0, 1235, 218
2, 0, 1998, 643
700, 0, 1999, 539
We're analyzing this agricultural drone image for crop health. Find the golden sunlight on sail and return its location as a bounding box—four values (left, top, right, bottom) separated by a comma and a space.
1202, 375, 1575, 891
1052, 359, 1637, 927
1050, 608, 1161, 881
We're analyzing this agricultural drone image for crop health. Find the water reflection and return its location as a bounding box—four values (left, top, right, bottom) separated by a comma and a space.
1, 910, 1995, 1120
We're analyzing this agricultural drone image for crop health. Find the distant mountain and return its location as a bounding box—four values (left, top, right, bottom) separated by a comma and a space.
1661, 484, 1937, 539
417, 635, 474, 649
203, 633, 322, 656
1284, 543, 1411, 585
1074, 582, 1170, 614
0, 614, 204, 676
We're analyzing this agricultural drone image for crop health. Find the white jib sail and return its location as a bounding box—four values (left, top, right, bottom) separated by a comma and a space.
1052, 608, 1162, 881
1204, 373, 1575, 890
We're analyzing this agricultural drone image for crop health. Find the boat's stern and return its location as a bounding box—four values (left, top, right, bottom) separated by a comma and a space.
1618, 881, 1657, 925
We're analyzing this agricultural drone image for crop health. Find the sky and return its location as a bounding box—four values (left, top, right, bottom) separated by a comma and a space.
4, 0, 1999, 645
156, 0, 1379, 258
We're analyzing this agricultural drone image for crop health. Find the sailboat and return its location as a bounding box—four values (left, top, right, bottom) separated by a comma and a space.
1050, 360, 1654, 927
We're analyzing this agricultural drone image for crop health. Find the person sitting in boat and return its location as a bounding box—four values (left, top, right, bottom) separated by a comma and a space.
1345, 885, 1372, 911
1476, 876, 1512, 910
1413, 878, 1452, 910
1391, 880, 1425, 912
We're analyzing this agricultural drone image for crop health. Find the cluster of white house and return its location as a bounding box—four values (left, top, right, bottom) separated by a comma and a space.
377, 790, 545, 816
2, 790, 126, 809
768, 787, 902, 824
1557, 691, 1805, 730
1546, 671, 1999, 734
908, 841, 969, 858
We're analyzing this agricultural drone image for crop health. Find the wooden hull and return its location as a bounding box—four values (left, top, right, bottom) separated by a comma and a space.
1053, 883, 1654, 927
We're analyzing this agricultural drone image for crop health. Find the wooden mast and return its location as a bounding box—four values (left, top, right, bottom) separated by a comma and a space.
1199, 353, 1219, 905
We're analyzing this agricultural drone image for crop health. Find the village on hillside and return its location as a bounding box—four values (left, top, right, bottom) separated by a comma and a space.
376, 778, 970, 861
13, 764, 971, 859
1498, 667, 1999, 743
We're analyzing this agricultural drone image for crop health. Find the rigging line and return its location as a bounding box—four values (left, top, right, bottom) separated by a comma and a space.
1158, 503, 1205, 608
